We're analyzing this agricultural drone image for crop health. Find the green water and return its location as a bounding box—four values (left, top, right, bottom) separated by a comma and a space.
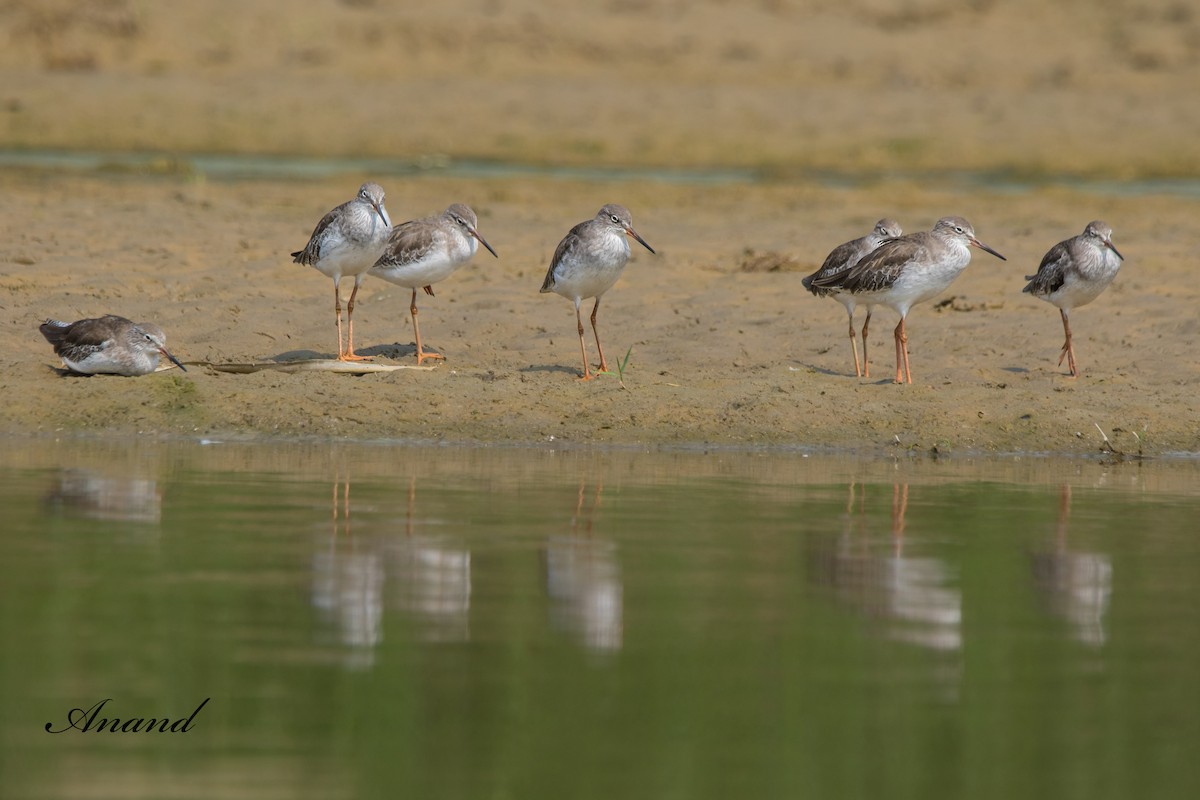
5, 148, 1200, 196
2, 440, 1198, 799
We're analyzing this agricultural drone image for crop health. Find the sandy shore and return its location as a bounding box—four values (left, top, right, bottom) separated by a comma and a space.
1, 1, 1197, 455
2, 169, 1196, 456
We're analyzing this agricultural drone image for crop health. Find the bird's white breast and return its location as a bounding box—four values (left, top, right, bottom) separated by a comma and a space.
551, 232, 631, 301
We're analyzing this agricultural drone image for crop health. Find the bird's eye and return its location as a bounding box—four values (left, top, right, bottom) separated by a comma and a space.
610, 215, 620, 224
955, 226, 965, 234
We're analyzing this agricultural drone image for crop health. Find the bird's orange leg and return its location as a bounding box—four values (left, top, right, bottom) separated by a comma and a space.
894, 317, 911, 384
590, 298, 609, 374
332, 281, 347, 360
339, 278, 371, 362
1057, 308, 1078, 378
575, 299, 593, 380
571, 302, 590, 381
411, 288, 444, 365
861, 309, 872, 378
847, 309, 862, 377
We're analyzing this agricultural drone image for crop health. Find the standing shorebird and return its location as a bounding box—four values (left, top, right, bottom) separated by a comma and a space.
1023, 221, 1124, 378
811, 216, 1006, 384
540, 204, 655, 380
39, 315, 187, 376
291, 182, 391, 361
368, 203, 498, 364
803, 218, 903, 377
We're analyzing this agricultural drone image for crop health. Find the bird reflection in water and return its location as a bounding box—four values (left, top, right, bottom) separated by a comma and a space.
1028, 485, 1112, 647
311, 470, 383, 669
543, 481, 623, 653
45, 468, 162, 525
385, 477, 472, 643
810, 483, 963, 656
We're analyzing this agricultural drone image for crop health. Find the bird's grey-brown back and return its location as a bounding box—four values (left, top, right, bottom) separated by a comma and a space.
374, 213, 441, 271
1024, 220, 1124, 303
291, 181, 391, 270
40, 315, 135, 354
372, 203, 497, 277
539, 217, 596, 295
374, 205, 460, 272
803, 218, 903, 296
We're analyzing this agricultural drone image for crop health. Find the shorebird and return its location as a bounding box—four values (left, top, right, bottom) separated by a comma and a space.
39, 315, 187, 376
1022, 221, 1124, 378
540, 204, 655, 380
811, 216, 1005, 384
291, 181, 391, 361
803, 218, 903, 377
368, 203, 498, 364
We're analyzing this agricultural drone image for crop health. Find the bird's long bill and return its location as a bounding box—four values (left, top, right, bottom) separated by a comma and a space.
971, 238, 1006, 261
1105, 239, 1125, 261
370, 200, 388, 227
161, 348, 187, 372
471, 229, 499, 258
626, 227, 656, 254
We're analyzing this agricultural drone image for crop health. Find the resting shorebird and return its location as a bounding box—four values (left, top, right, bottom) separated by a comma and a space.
291, 182, 391, 361
811, 216, 1006, 384
540, 204, 655, 380
39, 315, 186, 376
1022, 221, 1124, 378
803, 218, 903, 377
368, 204, 498, 364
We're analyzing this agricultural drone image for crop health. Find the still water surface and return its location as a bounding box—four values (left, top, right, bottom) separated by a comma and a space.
2, 439, 1198, 799
6, 148, 1200, 196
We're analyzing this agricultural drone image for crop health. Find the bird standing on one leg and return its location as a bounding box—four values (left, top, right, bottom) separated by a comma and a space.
803, 218, 903, 377
540, 204, 655, 380
811, 216, 1006, 384
368, 203, 498, 365
291, 182, 391, 361
1022, 220, 1124, 378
